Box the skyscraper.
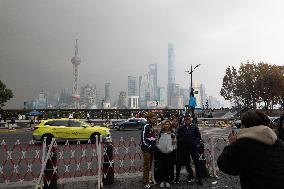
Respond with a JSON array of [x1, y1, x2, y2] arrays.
[[31, 90, 48, 109], [200, 84, 206, 108], [167, 43, 176, 107], [128, 76, 139, 109], [139, 73, 151, 108], [168, 43, 175, 85], [158, 87, 166, 107], [105, 82, 111, 103], [128, 76, 137, 96], [117, 91, 127, 109], [80, 84, 97, 109], [148, 64, 158, 100], [138, 75, 142, 107], [58, 88, 72, 108]]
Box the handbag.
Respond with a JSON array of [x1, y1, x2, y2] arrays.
[[196, 139, 205, 150]]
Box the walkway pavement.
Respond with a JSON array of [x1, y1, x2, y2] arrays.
[[103, 174, 240, 189], [56, 172, 241, 189]]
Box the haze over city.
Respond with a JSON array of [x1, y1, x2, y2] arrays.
[[1, 0, 284, 108]]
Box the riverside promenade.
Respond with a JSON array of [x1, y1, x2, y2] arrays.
[[35, 173, 240, 189]]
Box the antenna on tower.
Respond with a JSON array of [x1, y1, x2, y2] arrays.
[[75, 39, 79, 56]]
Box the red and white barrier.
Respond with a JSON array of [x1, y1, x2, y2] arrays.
[[0, 134, 229, 188]]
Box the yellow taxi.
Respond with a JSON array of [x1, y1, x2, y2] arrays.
[[32, 118, 111, 143]]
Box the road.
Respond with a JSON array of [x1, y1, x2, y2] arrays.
[[0, 126, 230, 144]]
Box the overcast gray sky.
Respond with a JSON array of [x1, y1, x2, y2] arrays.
[[1, 0, 284, 108]]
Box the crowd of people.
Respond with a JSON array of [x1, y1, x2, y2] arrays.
[[141, 112, 208, 189], [141, 110, 284, 189]]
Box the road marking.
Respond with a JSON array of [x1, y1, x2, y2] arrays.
[[0, 129, 28, 133], [0, 129, 16, 133]]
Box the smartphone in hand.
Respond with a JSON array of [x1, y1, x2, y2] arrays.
[[232, 126, 240, 134], [229, 126, 239, 144]]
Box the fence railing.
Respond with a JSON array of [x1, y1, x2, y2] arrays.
[[0, 134, 231, 188]]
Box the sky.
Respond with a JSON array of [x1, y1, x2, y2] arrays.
[[1, 0, 284, 108]]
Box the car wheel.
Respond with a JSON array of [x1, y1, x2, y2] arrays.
[[41, 134, 54, 145], [120, 125, 125, 130], [90, 133, 101, 143]]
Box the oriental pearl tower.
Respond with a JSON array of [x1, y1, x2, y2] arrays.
[[71, 39, 81, 108]]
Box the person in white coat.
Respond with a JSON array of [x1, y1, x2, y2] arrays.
[[157, 119, 177, 188]]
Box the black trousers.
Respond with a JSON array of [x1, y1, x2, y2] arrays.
[[176, 149, 202, 179], [159, 152, 172, 182], [169, 149, 176, 181]]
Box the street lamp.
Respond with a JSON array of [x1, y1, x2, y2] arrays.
[[185, 64, 201, 93], [185, 64, 201, 119]]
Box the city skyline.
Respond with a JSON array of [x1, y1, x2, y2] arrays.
[[1, 0, 284, 108], [26, 60, 223, 109]]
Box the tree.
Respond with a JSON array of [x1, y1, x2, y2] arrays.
[[220, 62, 284, 113], [220, 66, 234, 101], [220, 62, 258, 109], [255, 63, 283, 114], [276, 65, 284, 109], [220, 66, 240, 107], [235, 62, 258, 109], [0, 80, 13, 108]]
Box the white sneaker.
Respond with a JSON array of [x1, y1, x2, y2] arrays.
[[165, 182, 170, 188], [144, 183, 151, 189], [160, 182, 165, 188]]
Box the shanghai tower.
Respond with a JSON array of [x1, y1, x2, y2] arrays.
[[167, 43, 175, 107], [168, 43, 175, 85]]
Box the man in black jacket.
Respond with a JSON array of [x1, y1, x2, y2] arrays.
[[218, 111, 284, 189], [175, 114, 203, 185]]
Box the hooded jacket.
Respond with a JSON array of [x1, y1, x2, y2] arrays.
[[218, 126, 284, 189]]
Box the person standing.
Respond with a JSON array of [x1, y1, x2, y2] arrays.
[[156, 119, 176, 188], [218, 111, 284, 189], [189, 91, 197, 120], [86, 112, 90, 122], [141, 112, 157, 189], [3, 113, 6, 123], [11, 116, 16, 125], [175, 114, 203, 185], [68, 113, 73, 119], [168, 115, 179, 182]]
